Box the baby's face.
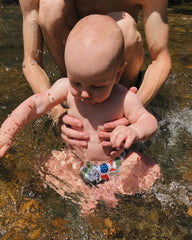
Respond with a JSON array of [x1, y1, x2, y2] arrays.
[[68, 69, 117, 105], [65, 26, 123, 105]]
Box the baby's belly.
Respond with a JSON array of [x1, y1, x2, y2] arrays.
[[72, 133, 123, 164]]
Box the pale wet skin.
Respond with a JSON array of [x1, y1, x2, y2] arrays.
[[0, 2, 192, 239]]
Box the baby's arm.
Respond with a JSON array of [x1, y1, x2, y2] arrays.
[[0, 78, 69, 156], [110, 90, 158, 149]]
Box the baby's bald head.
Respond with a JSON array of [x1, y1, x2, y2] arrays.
[[65, 14, 124, 79]]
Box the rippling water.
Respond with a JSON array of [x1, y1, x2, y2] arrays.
[[0, 2, 191, 239]]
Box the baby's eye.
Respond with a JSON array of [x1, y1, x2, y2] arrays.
[[91, 85, 105, 89], [71, 82, 81, 87]]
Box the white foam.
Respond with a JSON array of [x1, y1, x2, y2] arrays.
[[158, 107, 192, 145]]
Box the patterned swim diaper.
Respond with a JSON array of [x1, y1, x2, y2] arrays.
[[80, 149, 128, 185]]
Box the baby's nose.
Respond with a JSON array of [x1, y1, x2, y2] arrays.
[[81, 90, 91, 98]]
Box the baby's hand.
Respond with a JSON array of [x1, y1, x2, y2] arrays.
[[0, 132, 13, 157], [110, 126, 138, 149]]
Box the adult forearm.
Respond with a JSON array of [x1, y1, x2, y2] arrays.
[[137, 53, 171, 106], [23, 60, 51, 94]]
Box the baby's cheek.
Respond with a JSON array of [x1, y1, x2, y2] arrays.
[[70, 87, 79, 98]]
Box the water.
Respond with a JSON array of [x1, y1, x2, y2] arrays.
[[0, 2, 192, 239]]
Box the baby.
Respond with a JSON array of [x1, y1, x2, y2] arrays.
[[0, 15, 160, 196]]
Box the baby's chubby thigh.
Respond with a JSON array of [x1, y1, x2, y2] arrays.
[[115, 151, 161, 195]]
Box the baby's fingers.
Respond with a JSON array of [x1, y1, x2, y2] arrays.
[[124, 137, 133, 149], [110, 129, 119, 147], [110, 131, 125, 149], [114, 134, 126, 149], [0, 144, 10, 157]]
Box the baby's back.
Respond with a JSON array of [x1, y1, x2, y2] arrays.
[[67, 83, 128, 164]]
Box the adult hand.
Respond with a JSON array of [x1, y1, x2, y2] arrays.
[[60, 114, 90, 148]]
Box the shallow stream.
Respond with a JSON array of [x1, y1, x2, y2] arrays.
[[0, 2, 191, 239]]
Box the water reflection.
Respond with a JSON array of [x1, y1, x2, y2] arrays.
[[0, 2, 192, 239]]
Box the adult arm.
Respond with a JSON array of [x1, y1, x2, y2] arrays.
[[137, 0, 171, 106], [19, 0, 65, 123]]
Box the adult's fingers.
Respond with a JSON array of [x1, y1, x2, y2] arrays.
[[103, 117, 129, 131], [101, 140, 113, 147], [62, 114, 83, 131], [129, 86, 138, 94], [98, 131, 111, 141], [61, 133, 88, 148], [61, 125, 89, 142]]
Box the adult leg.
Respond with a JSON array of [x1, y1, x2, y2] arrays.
[[39, 0, 78, 75]]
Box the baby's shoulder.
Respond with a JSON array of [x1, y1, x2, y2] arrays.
[[50, 78, 70, 98], [53, 77, 70, 90], [115, 83, 141, 104], [54, 77, 70, 85]]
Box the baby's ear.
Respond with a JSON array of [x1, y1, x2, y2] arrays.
[[115, 62, 127, 83]]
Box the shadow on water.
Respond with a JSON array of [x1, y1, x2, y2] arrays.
[[0, 2, 192, 240]]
